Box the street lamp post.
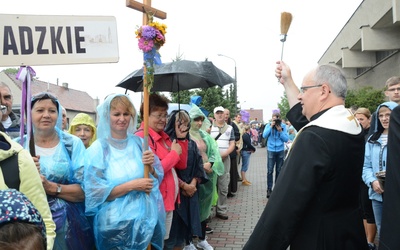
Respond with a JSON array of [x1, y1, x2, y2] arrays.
[[218, 54, 237, 114]]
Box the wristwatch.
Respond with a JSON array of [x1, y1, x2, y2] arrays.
[[55, 184, 62, 196]]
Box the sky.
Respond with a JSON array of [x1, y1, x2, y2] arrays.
[[0, 0, 363, 120]]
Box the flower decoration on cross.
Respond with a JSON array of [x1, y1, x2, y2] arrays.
[[136, 20, 167, 90]]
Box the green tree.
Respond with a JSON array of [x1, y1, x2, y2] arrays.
[[1, 68, 18, 74], [277, 86, 385, 119], [170, 90, 193, 104], [196, 87, 226, 116], [168, 86, 227, 117], [227, 84, 236, 113], [345, 86, 385, 113], [224, 88, 231, 111], [277, 92, 290, 119]]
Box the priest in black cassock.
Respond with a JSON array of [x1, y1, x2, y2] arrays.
[[243, 61, 369, 250], [379, 105, 400, 250]]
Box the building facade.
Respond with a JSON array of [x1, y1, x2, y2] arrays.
[[0, 71, 98, 129], [319, 0, 400, 90]]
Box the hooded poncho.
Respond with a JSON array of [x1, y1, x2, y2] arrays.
[[84, 93, 165, 250], [189, 104, 223, 221], [68, 113, 97, 147]]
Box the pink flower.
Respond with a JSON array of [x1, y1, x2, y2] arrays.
[[138, 37, 154, 52], [155, 30, 164, 41]]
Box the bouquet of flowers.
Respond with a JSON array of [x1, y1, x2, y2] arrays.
[[136, 21, 166, 53], [136, 21, 167, 90]]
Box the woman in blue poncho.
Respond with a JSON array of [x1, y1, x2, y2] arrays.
[[84, 93, 165, 250], [15, 92, 95, 250]]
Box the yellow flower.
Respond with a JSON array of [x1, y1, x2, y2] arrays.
[[149, 22, 167, 35]]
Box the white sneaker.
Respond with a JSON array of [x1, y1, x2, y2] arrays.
[[197, 239, 214, 250], [183, 242, 197, 250]]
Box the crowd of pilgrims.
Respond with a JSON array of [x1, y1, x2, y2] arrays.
[[1, 73, 399, 250], [1, 89, 228, 250]]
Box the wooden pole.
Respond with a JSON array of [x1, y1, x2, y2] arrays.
[[126, 0, 167, 177], [126, 2, 166, 249], [143, 66, 151, 250], [143, 65, 150, 179], [142, 0, 151, 180]]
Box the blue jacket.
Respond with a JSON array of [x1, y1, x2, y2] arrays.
[[362, 101, 398, 202], [362, 136, 387, 202], [262, 122, 289, 152]]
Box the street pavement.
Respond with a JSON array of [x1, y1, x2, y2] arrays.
[[197, 145, 374, 250], [199, 146, 269, 250]]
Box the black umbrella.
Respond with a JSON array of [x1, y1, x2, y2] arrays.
[[116, 60, 235, 92]]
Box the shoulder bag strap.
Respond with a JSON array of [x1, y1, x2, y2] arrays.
[[214, 132, 222, 141]]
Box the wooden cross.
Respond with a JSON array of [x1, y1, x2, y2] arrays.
[[126, 0, 167, 22], [125, 0, 167, 183], [126, 4, 167, 250]]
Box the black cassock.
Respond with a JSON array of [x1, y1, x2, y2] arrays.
[[243, 103, 368, 250], [379, 105, 400, 250]]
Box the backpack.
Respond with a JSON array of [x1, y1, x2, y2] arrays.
[[0, 153, 20, 190]]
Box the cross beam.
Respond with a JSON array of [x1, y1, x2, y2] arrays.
[[126, 0, 167, 20]]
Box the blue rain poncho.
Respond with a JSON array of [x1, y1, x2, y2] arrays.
[[15, 97, 95, 250], [84, 93, 165, 250]]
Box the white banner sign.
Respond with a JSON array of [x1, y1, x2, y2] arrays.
[[0, 14, 119, 66]]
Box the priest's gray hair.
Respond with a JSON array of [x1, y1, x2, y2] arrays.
[[313, 64, 347, 100]]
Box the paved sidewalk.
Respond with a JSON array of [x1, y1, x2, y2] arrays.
[[203, 147, 268, 250]]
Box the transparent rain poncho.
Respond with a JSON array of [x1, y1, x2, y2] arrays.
[[84, 93, 165, 250]]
